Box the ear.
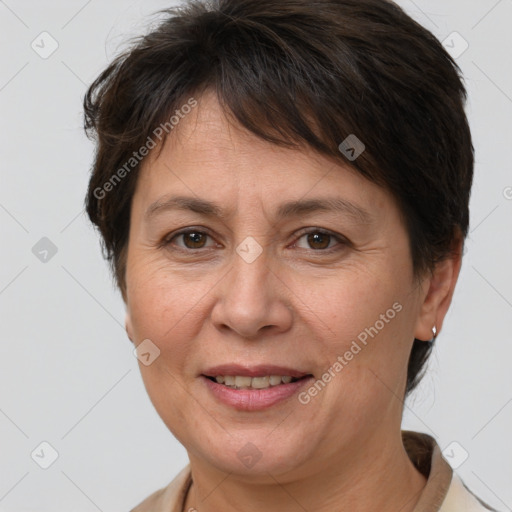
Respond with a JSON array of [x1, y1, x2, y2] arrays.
[[414, 235, 464, 341], [125, 313, 135, 344]]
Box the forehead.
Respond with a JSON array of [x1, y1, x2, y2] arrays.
[[134, 91, 390, 222]]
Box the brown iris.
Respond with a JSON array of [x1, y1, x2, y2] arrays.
[[306, 232, 331, 250], [182, 232, 207, 249]]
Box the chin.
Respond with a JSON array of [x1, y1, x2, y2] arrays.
[[187, 430, 313, 480]]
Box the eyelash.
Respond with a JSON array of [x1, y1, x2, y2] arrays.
[[161, 227, 349, 255]]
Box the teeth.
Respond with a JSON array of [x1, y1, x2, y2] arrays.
[[224, 376, 235, 386], [251, 376, 269, 389], [269, 375, 282, 386], [235, 376, 252, 388], [212, 375, 300, 389]]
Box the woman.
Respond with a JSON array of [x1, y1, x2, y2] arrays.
[[84, 0, 496, 510]]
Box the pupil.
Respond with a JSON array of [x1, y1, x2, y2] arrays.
[[308, 233, 329, 249], [186, 232, 205, 248]]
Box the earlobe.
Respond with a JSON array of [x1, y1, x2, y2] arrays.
[[414, 237, 463, 342]]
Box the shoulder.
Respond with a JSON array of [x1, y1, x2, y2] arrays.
[[130, 465, 192, 512], [130, 485, 167, 512], [441, 473, 498, 512]]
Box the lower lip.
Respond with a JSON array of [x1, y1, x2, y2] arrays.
[[202, 376, 314, 411]]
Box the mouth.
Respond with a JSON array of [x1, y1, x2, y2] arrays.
[[203, 374, 311, 390], [200, 365, 314, 410], [201, 364, 313, 390]]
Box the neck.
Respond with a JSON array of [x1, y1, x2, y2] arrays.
[[182, 430, 427, 512]]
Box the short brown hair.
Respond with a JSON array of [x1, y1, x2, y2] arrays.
[[84, 0, 474, 396]]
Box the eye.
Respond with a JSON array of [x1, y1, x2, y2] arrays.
[[162, 227, 348, 254], [293, 229, 347, 252], [165, 229, 216, 250]]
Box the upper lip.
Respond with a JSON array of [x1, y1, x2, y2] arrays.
[[202, 364, 311, 379]]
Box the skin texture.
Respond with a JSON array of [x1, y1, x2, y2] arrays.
[[125, 90, 462, 512]]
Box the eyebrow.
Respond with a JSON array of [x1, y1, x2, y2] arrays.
[[145, 195, 373, 224]]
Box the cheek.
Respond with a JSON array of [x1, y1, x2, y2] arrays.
[[126, 264, 202, 421], [126, 256, 210, 343], [315, 269, 407, 343], [307, 266, 415, 397]]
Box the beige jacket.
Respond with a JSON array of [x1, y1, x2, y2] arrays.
[[131, 431, 496, 512]]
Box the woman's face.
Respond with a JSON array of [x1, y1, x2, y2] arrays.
[[125, 91, 435, 480]]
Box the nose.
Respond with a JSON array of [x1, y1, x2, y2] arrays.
[[210, 247, 293, 339]]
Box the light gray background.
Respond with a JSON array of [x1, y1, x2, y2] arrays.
[[0, 1, 511, 510]]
